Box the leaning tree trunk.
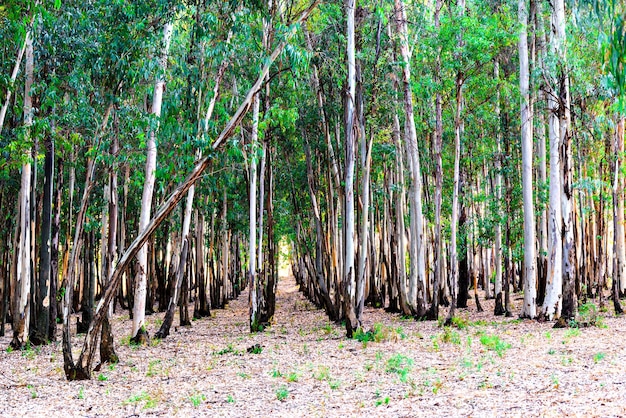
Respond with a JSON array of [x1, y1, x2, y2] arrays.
[[63, 3, 320, 379], [132, 22, 173, 344]]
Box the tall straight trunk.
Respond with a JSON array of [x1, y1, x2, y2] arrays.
[[611, 118, 626, 314], [11, 33, 34, 349], [356, 132, 372, 319], [542, 76, 563, 319], [343, 0, 359, 336], [100, 127, 119, 363], [394, 0, 426, 318], [248, 91, 260, 331], [493, 61, 505, 315], [431, 0, 444, 319], [133, 22, 173, 342], [616, 119, 626, 294], [33, 133, 54, 344], [520, 0, 537, 319], [552, 0, 576, 321], [49, 156, 63, 340], [445, 0, 466, 324], [535, 0, 548, 305]]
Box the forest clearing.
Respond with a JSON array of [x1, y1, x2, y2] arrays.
[[1, 268, 625, 417]]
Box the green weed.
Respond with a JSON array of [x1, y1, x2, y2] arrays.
[[479, 334, 511, 357], [276, 386, 289, 401], [386, 353, 413, 382]]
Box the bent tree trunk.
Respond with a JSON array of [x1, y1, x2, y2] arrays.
[[61, 2, 320, 380]]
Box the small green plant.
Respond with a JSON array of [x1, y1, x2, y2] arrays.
[[386, 353, 413, 382], [6, 346, 13, 353], [479, 334, 511, 357], [450, 316, 469, 330], [441, 327, 461, 345], [78, 386, 85, 400], [287, 372, 299, 382], [548, 348, 556, 355], [226, 394, 235, 403], [237, 372, 251, 379], [563, 328, 581, 340], [375, 396, 390, 406], [322, 322, 334, 334], [124, 391, 157, 409], [189, 392, 206, 407], [271, 368, 283, 378], [276, 386, 289, 401], [248, 344, 263, 354], [214, 343, 240, 356], [551, 374, 559, 388], [146, 360, 161, 377], [593, 352, 606, 363], [27, 384, 37, 399], [329, 379, 341, 390], [314, 365, 330, 381], [97, 373, 108, 381]]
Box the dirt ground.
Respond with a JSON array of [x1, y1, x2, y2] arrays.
[[1, 270, 625, 418]]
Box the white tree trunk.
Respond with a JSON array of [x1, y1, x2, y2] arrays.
[[132, 22, 173, 339], [11, 32, 34, 348], [248, 91, 260, 329], [616, 119, 626, 292], [553, 0, 576, 320], [0, 26, 32, 135], [519, 0, 537, 318], [395, 0, 426, 315]]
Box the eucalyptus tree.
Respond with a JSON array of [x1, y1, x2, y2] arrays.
[[552, 0, 576, 322], [132, 21, 174, 343], [519, 0, 536, 319], [11, 20, 34, 349]]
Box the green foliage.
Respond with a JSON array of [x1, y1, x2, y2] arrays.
[[385, 353, 413, 382], [189, 392, 206, 407], [124, 391, 157, 409], [276, 385, 289, 401], [479, 334, 511, 357]]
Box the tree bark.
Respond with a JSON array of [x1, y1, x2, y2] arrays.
[[132, 22, 173, 343], [520, 0, 537, 319], [11, 32, 34, 349], [395, 0, 427, 319]]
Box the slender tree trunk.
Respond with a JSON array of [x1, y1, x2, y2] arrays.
[[343, 0, 359, 336], [613, 119, 625, 314], [11, 33, 34, 349], [552, 0, 576, 321], [0, 21, 33, 135], [445, 0, 466, 324], [520, 0, 537, 319], [132, 22, 173, 343], [395, 0, 427, 319]]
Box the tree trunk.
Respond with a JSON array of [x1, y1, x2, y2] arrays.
[[395, 0, 427, 319], [520, 0, 537, 319], [552, 0, 576, 321], [132, 22, 173, 343], [11, 33, 34, 349]]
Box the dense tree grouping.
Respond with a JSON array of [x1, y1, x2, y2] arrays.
[[0, 0, 624, 380]]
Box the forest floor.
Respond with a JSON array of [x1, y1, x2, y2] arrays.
[[1, 270, 626, 418]]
